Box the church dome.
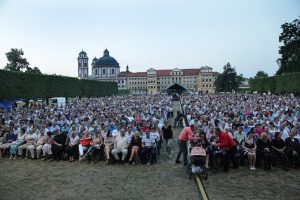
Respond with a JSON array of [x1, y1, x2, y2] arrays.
[[94, 49, 119, 68]]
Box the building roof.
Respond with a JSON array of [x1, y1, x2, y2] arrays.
[[119, 71, 147, 77], [157, 70, 171, 77], [94, 49, 120, 68], [182, 69, 199, 76]]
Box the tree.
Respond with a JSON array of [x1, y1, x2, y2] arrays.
[[25, 66, 42, 74], [254, 70, 268, 79], [4, 48, 29, 72], [215, 62, 244, 92], [4, 48, 42, 74], [277, 17, 300, 75]]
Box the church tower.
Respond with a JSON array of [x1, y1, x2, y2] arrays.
[[78, 50, 89, 79]]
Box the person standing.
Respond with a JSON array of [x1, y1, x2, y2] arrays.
[[175, 125, 195, 166], [161, 121, 173, 159]]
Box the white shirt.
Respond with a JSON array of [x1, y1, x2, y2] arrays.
[[115, 135, 128, 149], [233, 131, 246, 144], [69, 135, 79, 146], [282, 127, 290, 140], [125, 131, 134, 142], [112, 129, 120, 137]]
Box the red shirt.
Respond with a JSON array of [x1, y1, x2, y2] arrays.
[[178, 127, 194, 142], [216, 131, 236, 150], [80, 136, 91, 146]]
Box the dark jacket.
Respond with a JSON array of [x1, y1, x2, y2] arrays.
[[285, 137, 300, 153]]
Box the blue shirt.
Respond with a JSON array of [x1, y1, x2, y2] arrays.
[[142, 135, 156, 147], [243, 126, 251, 134], [6, 133, 17, 143]]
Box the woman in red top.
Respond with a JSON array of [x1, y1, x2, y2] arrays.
[[79, 131, 91, 161]]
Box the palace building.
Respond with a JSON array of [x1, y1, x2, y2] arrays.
[[77, 49, 219, 94]]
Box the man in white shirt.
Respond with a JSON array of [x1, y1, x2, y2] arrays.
[[125, 127, 134, 143], [111, 128, 128, 163]]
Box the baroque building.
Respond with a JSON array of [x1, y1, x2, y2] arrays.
[[77, 49, 219, 94]]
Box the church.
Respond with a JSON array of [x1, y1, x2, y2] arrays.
[[77, 49, 120, 82]]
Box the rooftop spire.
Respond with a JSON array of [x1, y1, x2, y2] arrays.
[[104, 48, 109, 56]]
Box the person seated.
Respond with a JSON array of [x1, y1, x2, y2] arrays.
[[140, 129, 157, 165], [78, 131, 91, 161], [271, 132, 289, 170], [88, 133, 104, 165], [42, 131, 53, 160], [285, 128, 300, 169], [128, 131, 142, 165], [18, 128, 37, 158], [26, 129, 46, 159], [0, 128, 17, 159], [111, 128, 129, 164], [9, 128, 26, 159], [104, 130, 114, 164], [150, 126, 161, 161], [233, 125, 247, 165], [256, 132, 272, 171], [65, 130, 79, 162], [51, 130, 67, 161], [242, 131, 257, 170]]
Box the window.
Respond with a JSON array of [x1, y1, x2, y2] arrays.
[[103, 69, 105, 74], [78, 63, 81, 67], [84, 63, 87, 67], [112, 69, 115, 74], [95, 69, 98, 74]]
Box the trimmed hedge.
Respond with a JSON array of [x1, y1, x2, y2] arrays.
[[118, 89, 130, 95], [249, 72, 300, 93], [0, 70, 118, 100]]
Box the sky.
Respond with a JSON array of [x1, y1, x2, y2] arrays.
[[0, 0, 299, 78]]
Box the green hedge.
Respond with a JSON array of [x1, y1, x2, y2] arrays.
[[118, 89, 130, 95], [0, 70, 118, 100], [249, 72, 300, 93]]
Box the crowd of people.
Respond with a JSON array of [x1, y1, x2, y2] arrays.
[[1, 93, 300, 173], [177, 93, 300, 172], [0, 95, 174, 166]]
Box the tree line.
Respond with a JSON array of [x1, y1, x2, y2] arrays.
[[214, 16, 300, 92]]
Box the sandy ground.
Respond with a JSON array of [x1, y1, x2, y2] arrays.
[[205, 165, 300, 200], [0, 155, 198, 200]]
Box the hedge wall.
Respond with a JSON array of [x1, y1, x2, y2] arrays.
[[118, 89, 131, 95], [0, 70, 118, 100], [249, 72, 300, 93]]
